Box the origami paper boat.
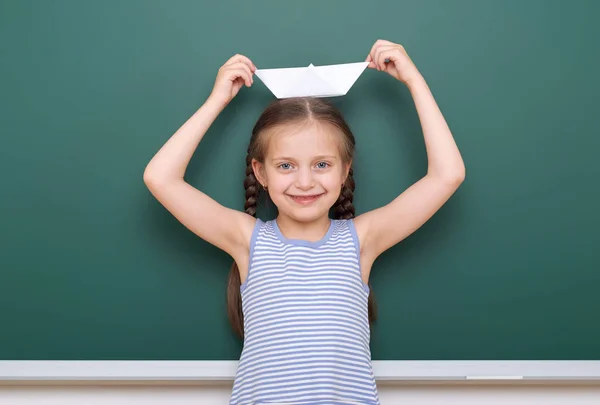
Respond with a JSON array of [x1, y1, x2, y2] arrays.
[[254, 61, 369, 99]]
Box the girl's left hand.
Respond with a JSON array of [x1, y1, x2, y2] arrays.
[[366, 40, 422, 85]]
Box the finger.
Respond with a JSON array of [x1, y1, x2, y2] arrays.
[[224, 54, 257, 72], [226, 62, 253, 85], [373, 45, 395, 71], [369, 39, 396, 69], [227, 68, 252, 87], [225, 57, 256, 75], [367, 42, 381, 69], [377, 49, 398, 72], [235, 62, 254, 83], [365, 53, 377, 69], [375, 39, 395, 47], [224, 53, 253, 68]]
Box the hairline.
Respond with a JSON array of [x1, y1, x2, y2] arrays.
[[258, 118, 350, 163]]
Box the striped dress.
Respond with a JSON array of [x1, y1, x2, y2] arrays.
[[229, 218, 380, 405]]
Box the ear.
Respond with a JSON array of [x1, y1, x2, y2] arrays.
[[251, 158, 267, 187], [343, 160, 352, 184]]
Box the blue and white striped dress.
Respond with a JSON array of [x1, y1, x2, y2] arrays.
[[229, 218, 380, 405]]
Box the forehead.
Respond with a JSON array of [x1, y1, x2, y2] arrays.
[[266, 121, 342, 159]]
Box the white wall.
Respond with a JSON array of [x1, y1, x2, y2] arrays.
[[1, 383, 600, 404]]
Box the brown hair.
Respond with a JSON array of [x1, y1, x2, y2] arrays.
[[226, 97, 377, 339]]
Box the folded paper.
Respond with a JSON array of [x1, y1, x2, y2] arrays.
[[254, 61, 369, 99]]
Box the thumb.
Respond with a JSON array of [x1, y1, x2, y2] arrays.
[[365, 54, 377, 69]]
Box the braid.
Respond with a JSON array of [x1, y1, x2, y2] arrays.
[[227, 151, 260, 339], [332, 167, 377, 325], [243, 152, 259, 217], [333, 167, 355, 220]]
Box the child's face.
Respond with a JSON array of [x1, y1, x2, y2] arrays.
[[253, 121, 350, 222]]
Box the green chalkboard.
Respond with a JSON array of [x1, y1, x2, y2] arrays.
[[1, 0, 599, 361]]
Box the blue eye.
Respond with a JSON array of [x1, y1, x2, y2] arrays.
[[279, 163, 292, 170], [316, 162, 329, 169]]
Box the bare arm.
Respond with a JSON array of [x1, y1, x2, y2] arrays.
[[356, 40, 466, 264], [143, 54, 257, 259]]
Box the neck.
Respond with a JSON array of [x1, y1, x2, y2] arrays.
[[276, 215, 331, 242]]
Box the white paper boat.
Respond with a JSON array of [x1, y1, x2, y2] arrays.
[[254, 61, 369, 99]]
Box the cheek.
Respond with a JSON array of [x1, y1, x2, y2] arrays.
[[265, 172, 291, 191], [324, 169, 346, 187], [322, 175, 344, 190]]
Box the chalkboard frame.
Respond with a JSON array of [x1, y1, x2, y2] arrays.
[[2, 361, 600, 382]]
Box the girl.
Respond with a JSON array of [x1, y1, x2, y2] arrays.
[[144, 39, 465, 405]]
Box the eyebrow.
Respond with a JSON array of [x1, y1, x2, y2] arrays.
[[271, 155, 338, 161]]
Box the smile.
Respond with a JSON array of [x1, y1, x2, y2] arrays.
[[287, 193, 325, 205]]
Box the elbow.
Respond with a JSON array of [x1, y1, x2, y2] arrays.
[[430, 165, 466, 186], [143, 167, 155, 186], [143, 167, 183, 190], [452, 165, 466, 185], [437, 166, 466, 188], [143, 160, 184, 187], [448, 158, 466, 185], [143, 167, 165, 189]]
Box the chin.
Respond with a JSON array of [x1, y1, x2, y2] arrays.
[[287, 201, 337, 222], [290, 210, 327, 223]]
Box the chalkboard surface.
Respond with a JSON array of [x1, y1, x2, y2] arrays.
[[1, 0, 599, 360]]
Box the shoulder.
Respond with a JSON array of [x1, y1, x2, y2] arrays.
[[236, 214, 259, 255], [329, 218, 361, 249], [346, 215, 369, 257], [333, 218, 359, 237], [240, 216, 279, 249], [350, 212, 390, 263]]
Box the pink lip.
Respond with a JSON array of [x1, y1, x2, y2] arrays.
[[288, 193, 324, 205]]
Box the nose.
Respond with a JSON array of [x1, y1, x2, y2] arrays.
[[295, 166, 314, 190]]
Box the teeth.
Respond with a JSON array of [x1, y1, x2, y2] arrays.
[[287, 194, 323, 201]]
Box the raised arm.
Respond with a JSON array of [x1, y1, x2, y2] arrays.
[[143, 54, 257, 260], [355, 40, 466, 264]]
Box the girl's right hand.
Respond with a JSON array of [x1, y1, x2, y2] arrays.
[[208, 54, 257, 107]]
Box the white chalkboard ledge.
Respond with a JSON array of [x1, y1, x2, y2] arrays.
[[1, 361, 600, 383]]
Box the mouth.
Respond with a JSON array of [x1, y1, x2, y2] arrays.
[[287, 193, 325, 205]]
